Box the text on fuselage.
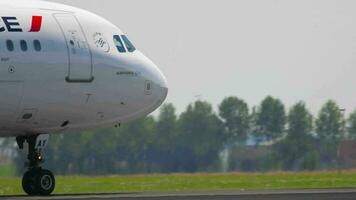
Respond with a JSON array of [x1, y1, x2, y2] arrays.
[[0, 16, 42, 32]]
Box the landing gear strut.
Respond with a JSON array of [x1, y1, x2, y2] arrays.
[[16, 134, 55, 196]]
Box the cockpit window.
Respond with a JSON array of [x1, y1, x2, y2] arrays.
[[113, 35, 126, 53], [121, 35, 136, 52]]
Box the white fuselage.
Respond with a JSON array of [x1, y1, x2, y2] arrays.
[[0, 1, 168, 137]]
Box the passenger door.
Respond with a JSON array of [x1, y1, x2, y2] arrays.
[[54, 13, 93, 82]]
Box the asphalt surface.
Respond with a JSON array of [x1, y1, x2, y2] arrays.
[[1, 189, 356, 200]]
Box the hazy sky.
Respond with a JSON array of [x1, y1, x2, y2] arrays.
[[49, 0, 356, 115]]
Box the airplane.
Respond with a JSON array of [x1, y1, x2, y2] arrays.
[[0, 0, 168, 196]]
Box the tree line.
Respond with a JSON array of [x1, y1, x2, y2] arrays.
[[6, 96, 356, 175]]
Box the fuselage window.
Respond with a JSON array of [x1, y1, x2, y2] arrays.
[[20, 40, 28, 51], [6, 40, 14, 52], [121, 35, 136, 52], [113, 35, 126, 53], [33, 40, 41, 51]]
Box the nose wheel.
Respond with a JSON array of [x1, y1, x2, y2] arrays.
[[16, 134, 55, 196], [22, 168, 55, 195]]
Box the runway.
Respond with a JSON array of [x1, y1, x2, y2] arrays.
[[2, 189, 356, 200]]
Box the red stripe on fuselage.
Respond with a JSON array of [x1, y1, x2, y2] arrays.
[[29, 16, 42, 32]]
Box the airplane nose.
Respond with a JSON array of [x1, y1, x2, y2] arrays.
[[136, 51, 168, 102], [158, 70, 168, 90], [160, 75, 168, 101], [155, 67, 168, 103]]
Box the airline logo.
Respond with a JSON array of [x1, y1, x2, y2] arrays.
[[29, 16, 42, 32], [0, 16, 42, 32]]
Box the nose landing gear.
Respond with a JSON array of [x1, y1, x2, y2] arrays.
[[16, 134, 55, 196]]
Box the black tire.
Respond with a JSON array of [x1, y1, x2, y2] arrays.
[[22, 170, 38, 195], [35, 169, 55, 196]]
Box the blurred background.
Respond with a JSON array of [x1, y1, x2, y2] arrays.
[[3, 0, 356, 176], [1, 97, 355, 175]]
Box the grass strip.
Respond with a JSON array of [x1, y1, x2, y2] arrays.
[[1, 171, 356, 195]]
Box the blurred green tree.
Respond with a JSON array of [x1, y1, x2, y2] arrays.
[[218, 97, 250, 145], [156, 103, 177, 152], [153, 103, 178, 172], [274, 102, 314, 170], [253, 96, 286, 143], [347, 109, 356, 139], [177, 100, 224, 171], [46, 130, 95, 175], [120, 116, 156, 173], [315, 100, 345, 166]]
